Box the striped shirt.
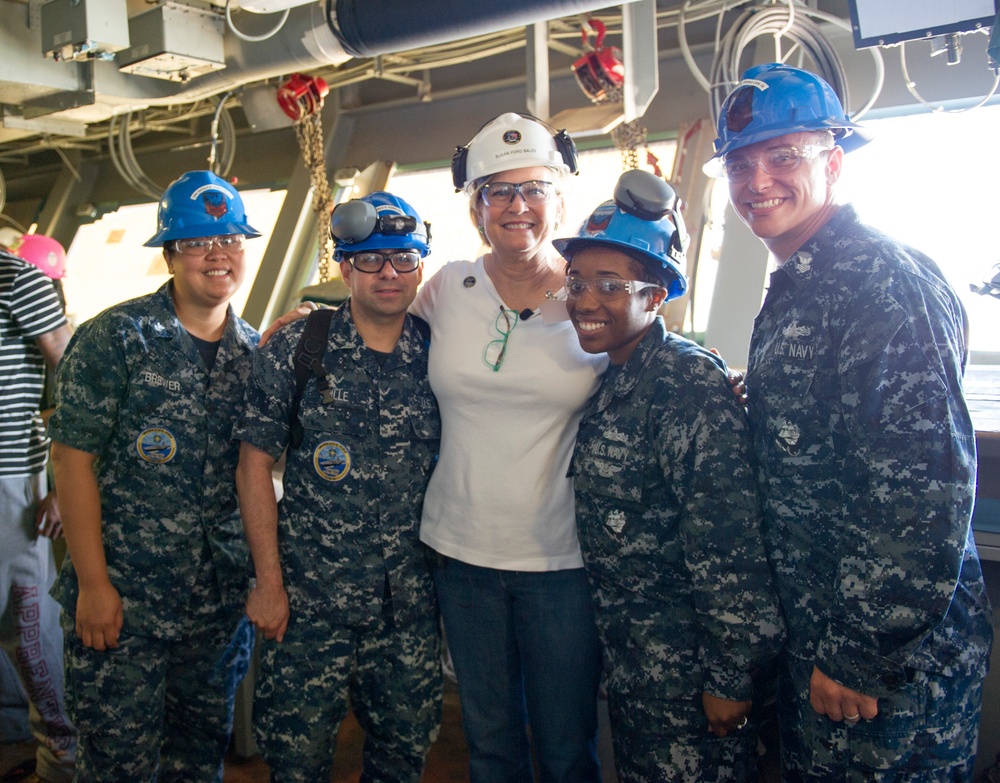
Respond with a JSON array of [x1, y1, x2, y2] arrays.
[[0, 251, 67, 477]]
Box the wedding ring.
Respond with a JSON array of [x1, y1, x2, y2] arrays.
[[844, 713, 861, 723]]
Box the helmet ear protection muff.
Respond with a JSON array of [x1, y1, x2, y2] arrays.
[[451, 113, 579, 192], [330, 200, 422, 244], [553, 169, 688, 300], [613, 169, 688, 268], [330, 192, 431, 261]]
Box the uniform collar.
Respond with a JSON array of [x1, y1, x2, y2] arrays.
[[325, 300, 426, 367], [774, 204, 859, 291], [593, 316, 667, 409], [147, 281, 258, 357]]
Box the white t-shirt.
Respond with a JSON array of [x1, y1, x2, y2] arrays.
[[411, 258, 607, 571]]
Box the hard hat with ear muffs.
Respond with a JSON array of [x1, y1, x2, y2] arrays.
[[451, 112, 579, 193], [553, 169, 688, 301], [330, 191, 431, 261]]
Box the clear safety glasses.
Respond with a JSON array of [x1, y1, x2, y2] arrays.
[[174, 234, 246, 256], [565, 276, 663, 302], [721, 145, 830, 184], [480, 180, 556, 207]]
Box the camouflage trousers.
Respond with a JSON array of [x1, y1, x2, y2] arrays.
[[777, 652, 983, 782], [253, 606, 441, 783], [61, 612, 253, 783], [606, 688, 760, 783]]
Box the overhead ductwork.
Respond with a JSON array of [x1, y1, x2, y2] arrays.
[[329, 0, 633, 58], [0, 0, 637, 131]]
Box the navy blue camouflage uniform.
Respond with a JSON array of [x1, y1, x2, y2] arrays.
[[48, 281, 255, 782], [572, 317, 786, 782], [234, 302, 441, 783], [746, 205, 993, 781]]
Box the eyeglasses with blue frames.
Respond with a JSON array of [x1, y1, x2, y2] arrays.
[[480, 180, 556, 207], [565, 275, 664, 301], [348, 250, 422, 274], [483, 306, 518, 372], [174, 234, 246, 256], [721, 144, 831, 184]]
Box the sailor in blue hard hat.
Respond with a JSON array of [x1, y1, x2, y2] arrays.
[[145, 170, 262, 312], [48, 169, 263, 780], [552, 169, 786, 780], [703, 64, 992, 782], [705, 62, 872, 264], [554, 168, 687, 363]]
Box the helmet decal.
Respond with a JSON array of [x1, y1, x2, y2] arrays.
[[190, 183, 232, 220], [502, 129, 522, 145], [583, 203, 615, 234], [202, 192, 229, 219], [726, 86, 756, 134]]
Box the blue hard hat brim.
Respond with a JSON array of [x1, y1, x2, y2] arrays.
[[553, 236, 687, 300], [143, 221, 262, 248]]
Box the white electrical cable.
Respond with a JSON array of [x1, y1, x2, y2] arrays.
[[899, 38, 1000, 114], [225, 0, 290, 44], [697, 1, 884, 127]]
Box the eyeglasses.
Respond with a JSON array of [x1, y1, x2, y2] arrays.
[[565, 275, 663, 301], [721, 145, 830, 184], [348, 251, 422, 274], [480, 180, 555, 207], [483, 306, 518, 372], [174, 235, 246, 256]]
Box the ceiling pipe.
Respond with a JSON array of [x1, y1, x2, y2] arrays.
[[330, 0, 639, 58]]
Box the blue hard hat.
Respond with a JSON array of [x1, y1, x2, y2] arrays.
[[331, 191, 430, 261], [709, 63, 872, 165], [553, 169, 688, 300], [144, 171, 261, 247]]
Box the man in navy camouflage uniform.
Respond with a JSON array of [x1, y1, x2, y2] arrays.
[[555, 170, 786, 782], [706, 63, 993, 781], [48, 171, 258, 782], [234, 192, 441, 783]]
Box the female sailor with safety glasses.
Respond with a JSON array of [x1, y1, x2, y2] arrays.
[[48, 170, 260, 781], [407, 112, 606, 783], [557, 168, 785, 782]]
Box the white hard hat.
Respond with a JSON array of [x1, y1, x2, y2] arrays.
[[451, 112, 579, 192]]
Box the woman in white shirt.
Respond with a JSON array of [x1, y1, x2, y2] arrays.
[[410, 112, 606, 783]]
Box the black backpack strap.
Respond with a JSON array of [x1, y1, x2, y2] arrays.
[[289, 307, 335, 450]]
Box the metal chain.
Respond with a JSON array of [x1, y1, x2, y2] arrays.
[[294, 112, 335, 283], [612, 119, 647, 171], [600, 82, 648, 172]]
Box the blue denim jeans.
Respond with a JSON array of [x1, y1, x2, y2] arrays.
[[432, 555, 601, 783]]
